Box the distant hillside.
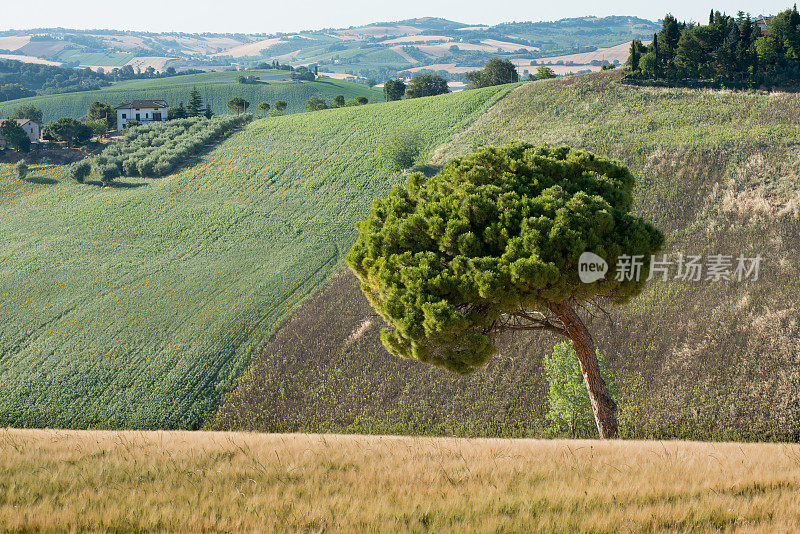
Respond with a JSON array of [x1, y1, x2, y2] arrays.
[[210, 72, 800, 441], [0, 70, 382, 123], [0, 16, 661, 82], [0, 84, 512, 429]]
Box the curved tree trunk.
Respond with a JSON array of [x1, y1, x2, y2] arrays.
[[546, 300, 618, 439]]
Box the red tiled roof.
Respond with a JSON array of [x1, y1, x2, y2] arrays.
[[0, 118, 36, 126], [116, 100, 168, 110]]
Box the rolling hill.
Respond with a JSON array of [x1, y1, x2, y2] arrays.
[[0, 84, 513, 429], [2, 71, 799, 439], [0, 70, 383, 123], [208, 72, 800, 441]]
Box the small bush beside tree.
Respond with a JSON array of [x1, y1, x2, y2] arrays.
[[544, 342, 617, 438]]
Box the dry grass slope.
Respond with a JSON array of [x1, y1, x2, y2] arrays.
[[1, 429, 799, 532]]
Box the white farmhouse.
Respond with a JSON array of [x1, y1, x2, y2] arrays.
[[116, 100, 168, 131]]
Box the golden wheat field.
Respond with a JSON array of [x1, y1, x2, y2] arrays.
[[1, 430, 799, 532]]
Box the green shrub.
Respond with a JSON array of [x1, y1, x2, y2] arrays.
[[375, 130, 420, 170], [154, 157, 175, 177], [15, 160, 28, 180], [122, 158, 139, 176], [98, 163, 119, 185], [543, 342, 616, 438], [68, 159, 92, 183]]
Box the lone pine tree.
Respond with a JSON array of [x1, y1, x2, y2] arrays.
[[347, 142, 663, 438]]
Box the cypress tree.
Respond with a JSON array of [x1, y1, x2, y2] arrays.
[[187, 86, 204, 117]]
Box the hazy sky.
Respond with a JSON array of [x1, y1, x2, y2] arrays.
[[1, 0, 790, 33]]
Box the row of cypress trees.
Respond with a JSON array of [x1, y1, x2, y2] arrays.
[[627, 6, 800, 87]]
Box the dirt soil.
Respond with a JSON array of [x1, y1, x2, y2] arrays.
[[1, 144, 100, 165]]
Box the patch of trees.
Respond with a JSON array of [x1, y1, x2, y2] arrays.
[[626, 7, 800, 88], [465, 58, 519, 88], [227, 97, 250, 114], [404, 73, 450, 98], [9, 105, 43, 123], [529, 66, 557, 80], [0, 83, 35, 102], [167, 87, 214, 119], [0, 59, 109, 101], [305, 95, 369, 111], [1, 119, 31, 152], [256, 60, 294, 71], [82, 101, 115, 138], [42, 118, 93, 147], [383, 79, 406, 101], [87, 115, 251, 182], [291, 66, 317, 81], [0, 59, 208, 103]]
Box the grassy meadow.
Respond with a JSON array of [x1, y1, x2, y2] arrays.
[[1, 429, 799, 532], [0, 70, 383, 123], [0, 84, 513, 429], [211, 71, 800, 441]]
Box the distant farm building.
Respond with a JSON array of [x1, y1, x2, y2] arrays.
[[0, 118, 41, 148], [756, 16, 774, 32], [116, 100, 168, 131]]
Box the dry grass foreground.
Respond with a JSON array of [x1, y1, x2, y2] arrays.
[[1, 430, 799, 532]]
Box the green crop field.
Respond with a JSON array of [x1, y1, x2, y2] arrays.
[[0, 84, 513, 429], [0, 70, 383, 123], [210, 72, 800, 441], [55, 50, 135, 66]]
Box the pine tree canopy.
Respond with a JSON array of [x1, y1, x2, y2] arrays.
[[347, 142, 663, 374]]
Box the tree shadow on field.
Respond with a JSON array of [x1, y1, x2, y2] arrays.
[[25, 176, 58, 185], [85, 180, 149, 189], [110, 181, 149, 189], [415, 164, 443, 178]]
